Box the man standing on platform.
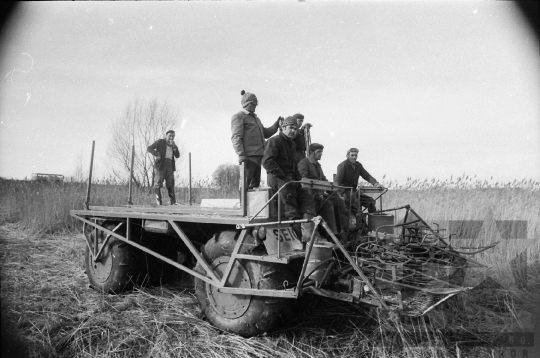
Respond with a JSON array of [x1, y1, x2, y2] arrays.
[[231, 90, 282, 189], [292, 113, 312, 163], [147, 130, 180, 206]]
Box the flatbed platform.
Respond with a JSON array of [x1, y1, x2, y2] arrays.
[[71, 204, 267, 225]]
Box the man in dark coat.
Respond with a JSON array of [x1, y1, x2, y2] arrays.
[[335, 148, 385, 214], [298, 143, 349, 242], [231, 90, 282, 189], [263, 116, 316, 242], [292, 113, 312, 163], [147, 130, 180, 205]]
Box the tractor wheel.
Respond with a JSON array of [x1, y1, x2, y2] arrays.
[[84, 223, 138, 294], [194, 230, 297, 337], [202, 230, 239, 261]]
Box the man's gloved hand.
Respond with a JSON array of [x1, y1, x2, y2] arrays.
[[238, 156, 246, 165], [302, 123, 313, 129], [314, 193, 324, 202], [276, 116, 284, 127]]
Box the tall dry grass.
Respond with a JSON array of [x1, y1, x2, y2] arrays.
[[1, 175, 538, 237], [0, 177, 240, 234]]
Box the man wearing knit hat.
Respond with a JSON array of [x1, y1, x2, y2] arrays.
[[292, 113, 312, 163], [231, 90, 283, 189], [335, 148, 386, 214], [263, 116, 316, 242], [298, 143, 349, 243]]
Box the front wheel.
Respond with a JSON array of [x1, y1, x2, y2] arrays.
[[194, 255, 296, 337], [84, 223, 139, 294]]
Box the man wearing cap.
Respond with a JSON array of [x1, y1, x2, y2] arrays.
[[231, 90, 283, 189], [292, 113, 312, 163], [263, 116, 316, 242], [335, 148, 385, 214], [298, 143, 349, 242], [147, 130, 181, 205]]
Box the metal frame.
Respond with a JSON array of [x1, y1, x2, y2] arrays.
[[71, 208, 398, 307], [73, 140, 474, 316]]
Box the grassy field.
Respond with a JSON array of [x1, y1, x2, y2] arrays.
[[1, 177, 539, 357]]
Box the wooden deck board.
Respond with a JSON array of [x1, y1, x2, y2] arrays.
[[70, 204, 267, 225]]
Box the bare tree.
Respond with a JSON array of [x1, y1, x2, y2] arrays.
[[108, 99, 182, 188], [212, 164, 240, 189]]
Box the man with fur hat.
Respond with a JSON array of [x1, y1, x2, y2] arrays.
[[231, 90, 283, 189], [263, 116, 316, 242], [335, 148, 386, 214], [298, 143, 349, 242], [147, 130, 180, 205]]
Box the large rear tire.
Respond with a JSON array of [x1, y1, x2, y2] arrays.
[[194, 230, 297, 337], [84, 223, 139, 294]]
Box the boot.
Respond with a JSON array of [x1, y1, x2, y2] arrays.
[[155, 188, 162, 206], [301, 213, 315, 243], [167, 186, 177, 205], [291, 223, 302, 241]]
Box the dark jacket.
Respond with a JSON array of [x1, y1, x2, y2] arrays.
[[263, 131, 300, 180], [293, 129, 307, 163], [335, 159, 377, 193], [231, 109, 279, 161], [147, 139, 180, 171], [298, 156, 328, 182]]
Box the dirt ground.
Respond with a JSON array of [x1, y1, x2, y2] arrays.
[[2, 223, 540, 358], [0, 224, 87, 356]]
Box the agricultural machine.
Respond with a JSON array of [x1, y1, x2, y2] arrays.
[[71, 142, 480, 337]]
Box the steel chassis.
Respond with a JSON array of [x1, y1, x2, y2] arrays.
[[70, 147, 475, 316], [71, 177, 393, 309]]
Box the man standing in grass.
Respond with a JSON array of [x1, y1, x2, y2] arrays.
[[147, 130, 180, 206], [263, 116, 316, 242], [335, 148, 385, 214], [231, 90, 282, 189]]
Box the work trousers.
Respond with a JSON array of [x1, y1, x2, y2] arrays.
[[313, 193, 350, 234], [267, 174, 316, 219], [154, 159, 175, 189], [343, 190, 377, 214], [244, 156, 262, 189]]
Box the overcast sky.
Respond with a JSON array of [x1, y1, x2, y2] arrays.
[[0, 1, 538, 184]]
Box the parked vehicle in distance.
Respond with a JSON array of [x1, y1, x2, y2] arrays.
[[31, 173, 64, 183]]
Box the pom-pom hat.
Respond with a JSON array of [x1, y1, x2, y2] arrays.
[[240, 90, 258, 107]]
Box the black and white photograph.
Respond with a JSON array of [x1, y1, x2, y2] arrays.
[[1, 1, 539, 357]]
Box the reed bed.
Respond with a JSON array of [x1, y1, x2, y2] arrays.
[[1, 175, 539, 357], [0, 178, 239, 234], [3, 224, 536, 357]]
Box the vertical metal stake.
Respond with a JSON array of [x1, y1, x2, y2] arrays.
[[128, 145, 135, 206], [240, 162, 247, 216], [84, 140, 95, 210], [189, 152, 192, 205], [277, 186, 282, 258], [126, 217, 130, 241]]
